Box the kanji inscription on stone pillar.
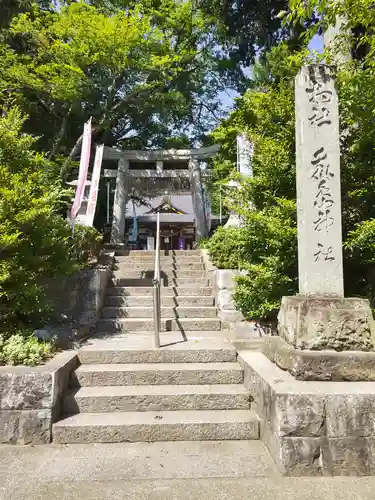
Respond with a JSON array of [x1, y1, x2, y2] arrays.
[[295, 65, 344, 296]]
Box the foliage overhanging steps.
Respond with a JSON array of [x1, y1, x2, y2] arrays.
[[53, 250, 259, 444]]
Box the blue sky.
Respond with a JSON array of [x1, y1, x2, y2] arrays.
[[309, 34, 324, 53], [219, 34, 324, 110]]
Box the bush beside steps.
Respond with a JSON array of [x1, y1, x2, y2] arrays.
[[0, 330, 55, 366]]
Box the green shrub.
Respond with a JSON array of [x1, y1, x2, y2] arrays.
[[234, 257, 296, 320], [345, 219, 375, 264], [0, 108, 102, 334], [204, 226, 253, 269], [0, 332, 55, 366], [206, 201, 298, 319], [69, 224, 103, 263]]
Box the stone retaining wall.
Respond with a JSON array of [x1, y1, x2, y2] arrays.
[[201, 250, 243, 324], [239, 349, 375, 476], [201, 250, 268, 338], [215, 270, 245, 323], [1, 252, 114, 444], [37, 251, 114, 347], [0, 351, 78, 444]]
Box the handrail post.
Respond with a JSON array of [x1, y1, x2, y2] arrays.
[[153, 211, 161, 348]]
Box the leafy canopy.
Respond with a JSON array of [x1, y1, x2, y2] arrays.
[[1, 1, 225, 155]]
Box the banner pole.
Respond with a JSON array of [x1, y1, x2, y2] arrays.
[[106, 181, 110, 224]]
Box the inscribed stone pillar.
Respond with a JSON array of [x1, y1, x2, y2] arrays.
[[110, 158, 129, 245], [189, 158, 208, 241], [295, 64, 344, 297], [273, 65, 375, 376]]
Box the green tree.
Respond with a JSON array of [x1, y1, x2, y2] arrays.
[[0, 1, 225, 161], [287, 0, 375, 67], [206, 30, 375, 319], [196, 0, 312, 89], [206, 47, 299, 319], [0, 0, 50, 29]]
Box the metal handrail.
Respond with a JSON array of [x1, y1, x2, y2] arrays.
[[152, 211, 161, 348]]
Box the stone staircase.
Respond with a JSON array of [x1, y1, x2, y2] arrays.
[[53, 250, 259, 443], [97, 250, 221, 333]]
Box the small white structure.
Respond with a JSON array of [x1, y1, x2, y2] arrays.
[[66, 179, 91, 226]]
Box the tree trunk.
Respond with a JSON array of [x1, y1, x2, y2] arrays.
[[48, 107, 71, 160], [60, 134, 84, 180]]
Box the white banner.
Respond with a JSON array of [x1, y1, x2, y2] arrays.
[[203, 185, 212, 232], [70, 117, 92, 219], [237, 133, 254, 178], [147, 237, 155, 250], [85, 144, 104, 227]]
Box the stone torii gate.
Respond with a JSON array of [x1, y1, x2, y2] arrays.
[[102, 145, 219, 246]]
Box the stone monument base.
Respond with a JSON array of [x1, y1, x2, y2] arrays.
[[274, 295, 375, 380], [264, 336, 375, 381], [239, 350, 375, 476]]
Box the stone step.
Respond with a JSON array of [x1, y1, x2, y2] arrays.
[[115, 250, 202, 257], [53, 409, 259, 443], [109, 278, 155, 287], [105, 287, 213, 297], [96, 318, 221, 333], [32, 440, 278, 481], [114, 262, 205, 270], [63, 384, 251, 413], [78, 335, 236, 364], [115, 256, 203, 263], [101, 306, 217, 319], [72, 362, 243, 387], [110, 277, 211, 287], [114, 267, 206, 275], [104, 295, 215, 307], [231, 339, 264, 351], [167, 278, 211, 286], [112, 270, 207, 279], [114, 260, 204, 267]]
